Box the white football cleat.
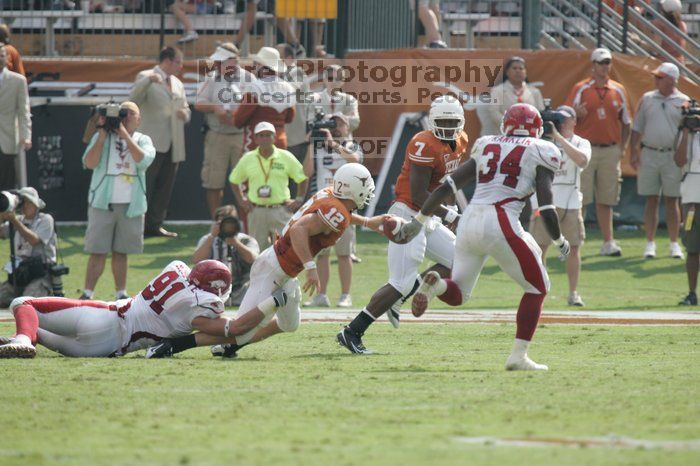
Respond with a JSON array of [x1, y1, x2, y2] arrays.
[[0, 339, 36, 359], [670, 242, 684, 260], [505, 354, 548, 371], [643, 241, 656, 259], [411, 271, 441, 318]]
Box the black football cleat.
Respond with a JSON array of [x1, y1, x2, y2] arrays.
[[211, 344, 239, 359], [145, 339, 174, 359], [336, 326, 373, 354]]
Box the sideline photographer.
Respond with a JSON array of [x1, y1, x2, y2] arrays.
[[674, 99, 700, 306], [193, 205, 259, 305], [0, 187, 57, 307], [532, 105, 591, 307], [81, 101, 155, 301], [302, 112, 362, 308]]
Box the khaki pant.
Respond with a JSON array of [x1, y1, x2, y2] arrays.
[[202, 131, 244, 190], [581, 145, 621, 206], [248, 205, 293, 250], [531, 208, 586, 248]]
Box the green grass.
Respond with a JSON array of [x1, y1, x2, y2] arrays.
[[0, 323, 698, 465], [0, 225, 691, 310]]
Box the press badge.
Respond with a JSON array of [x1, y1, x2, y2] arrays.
[[597, 107, 607, 120], [258, 185, 272, 198]]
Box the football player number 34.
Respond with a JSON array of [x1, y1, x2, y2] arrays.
[[478, 144, 525, 188], [141, 271, 185, 314]]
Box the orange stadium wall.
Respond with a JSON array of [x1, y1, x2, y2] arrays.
[[25, 49, 700, 179]]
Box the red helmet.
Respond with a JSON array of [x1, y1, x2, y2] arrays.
[[501, 103, 543, 138], [188, 260, 232, 299]]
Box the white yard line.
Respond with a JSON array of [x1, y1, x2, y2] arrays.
[[453, 435, 700, 450]]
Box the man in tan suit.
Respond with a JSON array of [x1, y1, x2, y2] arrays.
[[0, 43, 31, 191], [129, 46, 190, 238]]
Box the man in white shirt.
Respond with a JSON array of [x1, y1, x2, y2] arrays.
[[531, 106, 591, 306], [674, 116, 700, 306]]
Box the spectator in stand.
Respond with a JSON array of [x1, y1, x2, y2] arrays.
[[196, 43, 256, 219], [233, 46, 296, 151], [229, 122, 307, 249], [193, 205, 259, 305], [630, 63, 688, 259], [130, 46, 190, 238], [653, 0, 688, 63], [277, 42, 309, 164], [0, 44, 31, 191], [531, 106, 591, 307], [310, 65, 360, 134], [0, 25, 24, 76], [565, 48, 631, 257], [234, 1, 306, 57], [81, 102, 155, 301], [417, 0, 447, 48], [674, 109, 700, 306], [172, 0, 216, 45]]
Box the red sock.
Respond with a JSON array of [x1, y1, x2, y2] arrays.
[[515, 293, 545, 341], [13, 305, 39, 345], [438, 279, 463, 306]]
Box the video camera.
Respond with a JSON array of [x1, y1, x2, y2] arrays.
[[681, 99, 700, 132], [0, 190, 23, 213], [96, 102, 128, 133], [541, 99, 565, 138], [218, 216, 241, 240], [307, 107, 337, 137]]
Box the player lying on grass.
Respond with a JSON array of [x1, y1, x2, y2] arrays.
[[398, 103, 571, 371], [0, 260, 284, 358], [145, 163, 390, 358], [336, 95, 469, 354]]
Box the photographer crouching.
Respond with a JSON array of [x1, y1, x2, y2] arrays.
[[81, 101, 155, 301], [0, 187, 58, 307], [193, 205, 259, 305], [674, 99, 700, 306]]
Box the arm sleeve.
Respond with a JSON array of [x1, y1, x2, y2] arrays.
[[631, 96, 646, 133], [619, 86, 632, 125], [564, 83, 578, 107], [287, 153, 307, 183], [406, 136, 436, 167], [242, 235, 260, 255], [535, 141, 563, 172], [129, 71, 151, 105], [135, 134, 157, 170], [34, 214, 55, 246], [233, 92, 258, 128], [81, 133, 101, 169], [345, 94, 360, 132], [17, 77, 31, 142], [228, 157, 247, 184]]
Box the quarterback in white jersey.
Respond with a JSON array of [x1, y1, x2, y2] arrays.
[[398, 103, 571, 371], [0, 260, 280, 358]]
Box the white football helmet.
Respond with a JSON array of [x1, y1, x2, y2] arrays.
[[428, 95, 465, 141], [333, 163, 375, 209]]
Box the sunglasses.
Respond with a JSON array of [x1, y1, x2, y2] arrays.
[[596, 59, 612, 65]]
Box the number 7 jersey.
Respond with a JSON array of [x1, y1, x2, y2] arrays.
[[470, 135, 561, 214]]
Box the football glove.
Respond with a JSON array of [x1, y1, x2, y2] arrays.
[[554, 236, 570, 262]]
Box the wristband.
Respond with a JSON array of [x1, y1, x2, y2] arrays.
[[414, 212, 430, 224], [362, 217, 369, 227], [538, 205, 556, 212], [304, 261, 317, 270], [443, 208, 458, 224], [553, 235, 565, 247]]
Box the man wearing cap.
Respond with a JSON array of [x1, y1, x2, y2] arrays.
[[0, 187, 57, 306], [302, 112, 362, 308], [630, 62, 689, 259], [0, 43, 31, 191], [81, 101, 156, 301], [196, 43, 257, 219], [229, 121, 308, 249], [531, 105, 591, 307], [565, 48, 632, 257], [234, 46, 296, 152], [309, 65, 360, 134], [130, 46, 190, 238]]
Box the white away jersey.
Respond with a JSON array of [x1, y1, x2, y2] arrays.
[[310, 141, 364, 194], [117, 261, 224, 355], [470, 135, 562, 214]]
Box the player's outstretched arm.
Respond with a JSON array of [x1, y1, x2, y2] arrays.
[[419, 158, 477, 218], [535, 166, 569, 261], [350, 213, 390, 233]]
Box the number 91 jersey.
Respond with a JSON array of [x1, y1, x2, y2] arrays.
[[470, 135, 561, 213], [118, 260, 224, 355]]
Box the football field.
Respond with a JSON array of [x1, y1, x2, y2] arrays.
[[1, 226, 699, 465]]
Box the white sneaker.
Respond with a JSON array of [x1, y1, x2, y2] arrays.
[[600, 240, 622, 257], [411, 271, 441, 318], [670, 242, 685, 260], [505, 354, 548, 371], [567, 291, 585, 307], [177, 31, 199, 44], [643, 241, 656, 258], [303, 294, 330, 307], [0, 338, 36, 359], [337, 294, 352, 308]]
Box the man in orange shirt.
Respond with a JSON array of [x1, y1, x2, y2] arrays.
[[565, 48, 631, 256]]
